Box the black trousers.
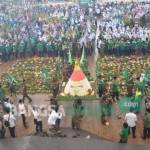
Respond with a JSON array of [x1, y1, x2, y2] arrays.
[[0, 127, 6, 138], [98, 90, 104, 98], [55, 119, 61, 130], [21, 114, 27, 127], [34, 119, 38, 133], [38, 121, 43, 132], [112, 91, 119, 101], [143, 127, 150, 139], [9, 127, 15, 138], [129, 126, 136, 138], [34, 120, 43, 133]]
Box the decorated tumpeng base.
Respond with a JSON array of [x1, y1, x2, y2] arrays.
[[63, 59, 94, 96]]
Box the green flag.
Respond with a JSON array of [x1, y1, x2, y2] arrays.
[[80, 46, 85, 65], [68, 49, 72, 64], [41, 66, 48, 83]]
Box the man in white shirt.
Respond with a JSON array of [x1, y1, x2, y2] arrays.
[[3, 109, 16, 138], [125, 108, 137, 138], [18, 99, 27, 128], [48, 108, 62, 132], [32, 106, 39, 133]]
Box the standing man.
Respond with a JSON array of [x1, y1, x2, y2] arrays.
[[119, 122, 129, 143], [22, 79, 32, 103], [98, 75, 105, 98], [72, 98, 84, 130], [36, 107, 43, 134], [32, 106, 39, 134], [126, 78, 134, 97], [18, 99, 27, 128], [125, 108, 137, 138], [48, 107, 62, 133], [111, 76, 120, 102], [3, 109, 16, 138], [52, 79, 59, 98], [142, 111, 150, 139], [0, 84, 5, 104], [0, 118, 6, 138]]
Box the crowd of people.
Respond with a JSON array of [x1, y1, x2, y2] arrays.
[[0, 1, 97, 62], [0, 0, 150, 144], [0, 92, 84, 139], [98, 72, 150, 142], [0, 1, 150, 62], [97, 2, 150, 55]]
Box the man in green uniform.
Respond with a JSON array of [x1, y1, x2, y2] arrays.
[[72, 98, 84, 130], [98, 75, 105, 98], [119, 122, 129, 143], [111, 76, 120, 102], [46, 42, 53, 57], [22, 79, 32, 103], [5, 42, 12, 61], [12, 42, 18, 59], [18, 41, 26, 59], [36, 41, 44, 57], [142, 111, 150, 139], [0, 84, 5, 103]]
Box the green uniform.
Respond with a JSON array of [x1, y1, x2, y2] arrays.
[[46, 43, 53, 53], [144, 114, 150, 128], [120, 127, 129, 143], [73, 103, 84, 118], [0, 87, 5, 102], [134, 80, 143, 93], [112, 80, 119, 92], [98, 80, 105, 97], [26, 39, 32, 54], [19, 42, 25, 52], [37, 42, 44, 53], [112, 80, 120, 101]]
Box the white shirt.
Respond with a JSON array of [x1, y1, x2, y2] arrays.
[[3, 113, 16, 128], [32, 109, 38, 120], [18, 103, 26, 115], [36, 111, 42, 122], [48, 110, 62, 126], [125, 112, 137, 127]]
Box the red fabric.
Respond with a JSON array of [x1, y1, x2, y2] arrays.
[[71, 70, 85, 81]]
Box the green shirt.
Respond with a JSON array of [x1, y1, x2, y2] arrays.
[[46, 44, 53, 52], [5, 44, 12, 54], [120, 127, 129, 141], [134, 80, 143, 92], [0, 88, 5, 102], [37, 42, 44, 52], [144, 114, 150, 128], [112, 80, 119, 92], [98, 80, 105, 91], [18, 42, 25, 53], [73, 104, 84, 117]]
